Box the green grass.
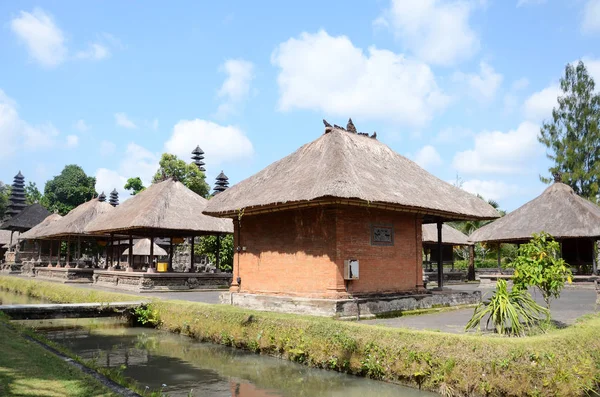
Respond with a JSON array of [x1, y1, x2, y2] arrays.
[[3, 276, 600, 396], [0, 314, 117, 397]]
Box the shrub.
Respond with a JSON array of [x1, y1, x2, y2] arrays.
[[466, 279, 548, 336]]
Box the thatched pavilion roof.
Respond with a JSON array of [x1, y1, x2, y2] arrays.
[[1, 203, 51, 232], [122, 238, 168, 256], [422, 224, 472, 246], [36, 199, 114, 239], [204, 127, 500, 222], [85, 178, 233, 237], [19, 213, 63, 240], [470, 182, 600, 243]]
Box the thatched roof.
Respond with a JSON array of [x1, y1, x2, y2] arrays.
[[0, 230, 13, 247], [122, 238, 168, 256], [422, 224, 471, 246], [36, 199, 114, 239], [85, 178, 233, 237], [18, 213, 63, 240], [1, 203, 51, 232], [204, 127, 500, 222], [470, 182, 600, 243]]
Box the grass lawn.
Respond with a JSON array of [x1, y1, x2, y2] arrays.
[[0, 319, 117, 397]]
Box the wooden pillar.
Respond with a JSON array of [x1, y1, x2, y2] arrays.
[[216, 234, 221, 271], [168, 237, 174, 272], [77, 236, 81, 263], [128, 235, 133, 270], [593, 239, 598, 275], [49, 241, 53, 267], [190, 236, 195, 273], [37, 240, 42, 261], [66, 237, 71, 267], [57, 240, 62, 267], [497, 243, 502, 271], [149, 236, 155, 270], [437, 221, 443, 289], [9, 231, 13, 253], [468, 244, 475, 281]]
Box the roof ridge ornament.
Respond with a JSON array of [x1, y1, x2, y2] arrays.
[[553, 172, 562, 183]]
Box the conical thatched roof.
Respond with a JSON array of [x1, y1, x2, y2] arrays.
[[36, 199, 114, 239], [204, 128, 500, 222], [85, 178, 233, 237], [470, 182, 600, 243], [422, 224, 472, 246], [19, 213, 63, 240], [1, 203, 51, 232], [122, 238, 168, 256]]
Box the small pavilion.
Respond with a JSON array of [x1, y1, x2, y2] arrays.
[[470, 176, 600, 274], [17, 213, 63, 265], [1, 203, 51, 263], [85, 178, 233, 272], [422, 223, 472, 274], [204, 121, 499, 316], [122, 238, 168, 268]]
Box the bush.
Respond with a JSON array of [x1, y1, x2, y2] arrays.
[[466, 279, 548, 336]]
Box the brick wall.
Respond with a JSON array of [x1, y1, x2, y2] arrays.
[[232, 205, 424, 298]]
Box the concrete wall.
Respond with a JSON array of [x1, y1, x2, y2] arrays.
[[231, 205, 424, 298]]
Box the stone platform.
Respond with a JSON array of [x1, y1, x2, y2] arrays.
[[93, 270, 232, 292], [220, 290, 481, 319], [33, 267, 94, 283]]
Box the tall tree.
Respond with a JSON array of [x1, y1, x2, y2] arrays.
[[539, 61, 600, 201], [152, 153, 210, 197], [0, 182, 11, 220], [25, 182, 42, 205], [124, 177, 145, 195], [41, 165, 97, 215]]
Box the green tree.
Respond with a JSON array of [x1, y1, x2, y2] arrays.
[[41, 165, 97, 215], [194, 235, 233, 271], [152, 153, 210, 197], [0, 182, 11, 219], [124, 177, 145, 195], [511, 232, 572, 313], [539, 61, 600, 201], [25, 182, 43, 205]]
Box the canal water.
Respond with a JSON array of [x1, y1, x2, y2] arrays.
[[18, 317, 436, 397]]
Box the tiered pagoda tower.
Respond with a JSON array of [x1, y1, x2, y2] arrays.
[[6, 171, 26, 219], [192, 146, 205, 172], [109, 189, 119, 207], [213, 171, 229, 195]]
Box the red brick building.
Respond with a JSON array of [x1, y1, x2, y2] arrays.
[[205, 122, 498, 313]]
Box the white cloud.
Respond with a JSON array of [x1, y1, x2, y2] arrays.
[[73, 119, 89, 132], [453, 121, 543, 174], [413, 145, 442, 170], [523, 85, 559, 122], [164, 119, 253, 167], [99, 140, 116, 156], [65, 135, 79, 148], [503, 77, 530, 114], [582, 0, 600, 34], [0, 89, 59, 155], [377, 0, 479, 66], [581, 57, 600, 82], [462, 179, 521, 201], [114, 112, 137, 129], [272, 30, 450, 126], [453, 61, 503, 101], [10, 8, 66, 67], [95, 168, 128, 201], [75, 43, 110, 60], [511, 77, 530, 91], [517, 0, 546, 7], [147, 119, 159, 131], [216, 59, 255, 117]]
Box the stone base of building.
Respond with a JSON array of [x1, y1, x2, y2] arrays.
[[33, 267, 94, 283], [220, 290, 481, 319], [0, 263, 22, 274], [93, 270, 232, 292]]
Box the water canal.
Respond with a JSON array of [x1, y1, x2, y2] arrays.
[[16, 318, 434, 396]]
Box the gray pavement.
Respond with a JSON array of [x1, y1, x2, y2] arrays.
[[362, 283, 598, 333]]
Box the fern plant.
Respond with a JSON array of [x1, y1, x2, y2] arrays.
[[466, 279, 548, 336]]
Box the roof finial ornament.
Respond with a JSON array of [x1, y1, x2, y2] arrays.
[[347, 118, 357, 133], [370, 131, 377, 139], [333, 124, 344, 130], [553, 171, 562, 183], [323, 119, 332, 128]]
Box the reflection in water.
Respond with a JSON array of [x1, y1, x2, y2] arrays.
[[20, 318, 435, 397], [0, 289, 46, 305]]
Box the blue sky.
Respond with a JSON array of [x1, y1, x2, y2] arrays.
[[1, 0, 599, 211]]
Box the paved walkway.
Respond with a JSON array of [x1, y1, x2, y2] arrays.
[[362, 284, 598, 333]]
